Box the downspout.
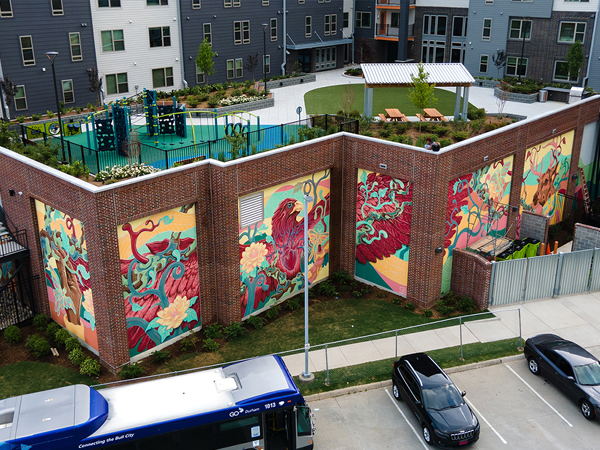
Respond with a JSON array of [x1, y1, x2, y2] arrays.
[[582, 5, 599, 87], [0, 59, 7, 120], [176, 0, 188, 88], [281, 0, 287, 75], [352, 0, 356, 64]]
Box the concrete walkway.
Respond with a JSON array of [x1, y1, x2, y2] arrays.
[[282, 291, 600, 377]]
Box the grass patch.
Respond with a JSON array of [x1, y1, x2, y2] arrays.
[[295, 338, 523, 396], [304, 84, 472, 116], [0, 361, 98, 398]]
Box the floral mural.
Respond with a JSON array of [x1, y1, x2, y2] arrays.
[[442, 157, 514, 292], [520, 131, 573, 226], [239, 171, 330, 319], [119, 204, 200, 358], [355, 170, 413, 296], [35, 200, 97, 351]]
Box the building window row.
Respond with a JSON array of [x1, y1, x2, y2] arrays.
[[152, 67, 173, 88], [193, 0, 200, 8], [51, 0, 63, 16], [227, 58, 243, 79], [98, 0, 120, 7], [0, 0, 12, 17], [234, 20, 250, 44], [149, 26, 171, 47], [356, 12, 370, 29], [324, 14, 337, 36], [423, 15, 447, 36], [224, 0, 241, 7], [106, 72, 128, 95]]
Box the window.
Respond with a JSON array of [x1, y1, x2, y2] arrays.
[[452, 17, 467, 38], [62, 80, 74, 103], [482, 18, 492, 40], [149, 27, 171, 47], [106, 73, 128, 95], [343, 12, 349, 28], [51, 0, 63, 15], [480, 55, 488, 73], [391, 13, 399, 29], [270, 18, 277, 41], [509, 19, 531, 40], [299, 0, 304, 3], [227, 59, 235, 79], [69, 33, 82, 61], [506, 56, 527, 76], [421, 40, 445, 63], [239, 192, 264, 228], [423, 15, 447, 36], [20, 36, 35, 66], [263, 54, 270, 74], [203, 23, 212, 44], [98, 0, 120, 6], [234, 21, 249, 44], [559, 22, 586, 43], [564, 0, 590, 2], [101, 30, 124, 52], [325, 15, 330, 36], [236, 58, 243, 78], [14, 86, 26, 110], [192, 0, 200, 7], [511, 0, 532, 2], [305, 16, 312, 37], [356, 12, 371, 28], [147, 0, 167, 4], [331, 14, 337, 35], [451, 42, 465, 63], [152, 67, 173, 88], [224, 0, 240, 6], [262, 0, 269, 4], [485, 0, 493, 3], [0, 0, 13, 18], [553, 61, 578, 82], [196, 65, 204, 84]]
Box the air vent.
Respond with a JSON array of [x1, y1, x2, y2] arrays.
[[239, 192, 264, 229]]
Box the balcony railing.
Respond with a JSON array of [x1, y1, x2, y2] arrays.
[[376, 0, 416, 5], [376, 23, 400, 38]]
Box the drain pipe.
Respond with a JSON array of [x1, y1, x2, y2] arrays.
[[583, 6, 598, 88], [176, 2, 188, 88], [281, 0, 287, 75], [352, 0, 356, 64]]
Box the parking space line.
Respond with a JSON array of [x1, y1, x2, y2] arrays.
[[463, 397, 507, 445], [385, 389, 428, 449], [506, 365, 573, 428]]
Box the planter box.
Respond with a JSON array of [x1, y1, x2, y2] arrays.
[[474, 79, 498, 89], [187, 97, 275, 117], [493, 87, 538, 104], [265, 73, 316, 90]]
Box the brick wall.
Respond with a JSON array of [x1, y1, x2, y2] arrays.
[[573, 223, 600, 252], [520, 211, 550, 246], [450, 249, 492, 310]]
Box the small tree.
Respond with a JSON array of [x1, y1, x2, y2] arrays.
[[496, 81, 511, 117], [566, 41, 584, 85], [86, 68, 103, 105], [244, 52, 259, 82], [195, 38, 217, 85], [0, 75, 19, 110], [408, 62, 437, 133], [339, 84, 355, 116], [225, 130, 247, 159], [492, 49, 507, 80]]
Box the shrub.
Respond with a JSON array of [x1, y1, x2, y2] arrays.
[[31, 114, 43, 121], [151, 350, 171, 364], [197, 93, 209, 102], [352, 290, 363, 298], [4, 325, 21, 344], [470, 118, 485, 134], [204, 324, 223, 339], [467, 107, 486, 121], [377, 293, 387, 299], [392, 297, 402, 305], [436, 300, 454, 316], [180, 333, 198, 352], [440, 138, 453, 147], [65, 337, 81, 352], [202, 338, 220, 352], [483, 123, 499, 132], [224, 321, 246, 341], [55, 329, 71, 348], [80, 357, 101, 377], [207, 96, 220, 108], [69, 347, 86, 366], [231, 89, 242, 97], [26, 335, 51, 359], [456, 296, 477, 314], [60, 160, 90, 179], [431, 125, 450, 137], [246, 315, 266, 330], [16, 116, 26, 123], [423, 309, 433, 318], [94, 163, 160, 182], [46, 110, 55, 118], [451, 131, 468, 141], [186, 97, 199, 108], [120, 362, 144, 380], [285, 298, 302, 310], [46, 322, 61, 341], [404, 302, 415, 311], [265, 305, 280, 320], [331, 270, 351, 284], [379, 128, 391, 138]]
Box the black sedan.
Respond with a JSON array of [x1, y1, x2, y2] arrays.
[[524, 334, 600, 420], [392, 353, 480, 447]]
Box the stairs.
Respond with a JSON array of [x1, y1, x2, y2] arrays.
[[578, 167, 592, 215]]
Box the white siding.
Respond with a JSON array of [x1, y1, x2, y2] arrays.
[[553, 0, 599, 12], [416, 0, 469, 7], [343, 0, 354, 37], [89, 0, 182, 103]]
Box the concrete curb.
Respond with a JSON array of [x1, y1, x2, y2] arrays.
[[304, 354, 525, 403]]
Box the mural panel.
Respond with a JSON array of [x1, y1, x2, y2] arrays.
[[239, 171, 330, 319], [1, 261, 15, 285], [119, 204, 200, 358], [442, 157, 514, 292], [35, 200, 97, 351], [520, 131, 573, 226], [355, 170, 413, 296]]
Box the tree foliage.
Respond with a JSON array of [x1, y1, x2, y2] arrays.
[[244, 52, 259, 81], [86, 68, 103, 104], [492, 49, 507, 79], [408, 63, 437, 133], [195, 38, 217, 85], [0, 75, 19, 109], [566, 41, 584, 85]]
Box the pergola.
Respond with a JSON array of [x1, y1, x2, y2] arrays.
[[360, 63, 475, 121]]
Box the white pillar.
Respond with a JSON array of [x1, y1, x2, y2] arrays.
[[461, 86, 470, 120], [364, 86, 373, 117], [454, 86, 462, 121]]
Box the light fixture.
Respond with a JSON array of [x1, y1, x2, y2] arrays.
[[571, 173, 579, 180], [8, 189, 14, 196], [45, 51, 64, 159], [483, 155, 489, 161], [379, 163, 387, 169], [435, 246, 444, 254]]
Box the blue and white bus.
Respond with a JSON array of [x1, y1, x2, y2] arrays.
[[0, 355, 315, 450]]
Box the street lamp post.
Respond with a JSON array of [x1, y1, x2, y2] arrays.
[[300, 184, 315, 383], [518, 18, 529, 82], [262, 23, 268, 95], [46, 52, 65, 159]]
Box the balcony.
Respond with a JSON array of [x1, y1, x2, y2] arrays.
[[376, 0, 416, 5], [376, 23, 400, 38]]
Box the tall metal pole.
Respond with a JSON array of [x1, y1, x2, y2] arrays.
[[262, 24, 268, 95], [518, 19, 528, 81], [46, 52, 65, 159], [302, 188, 314, 381]]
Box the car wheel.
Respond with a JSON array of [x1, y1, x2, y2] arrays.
[[422, 425, 433, 445], [392, 382, 401, 401], [580, 400, 596, 420], [528, 356, 540, 375]]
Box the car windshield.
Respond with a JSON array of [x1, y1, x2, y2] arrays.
[[422, 384, 464, 411], [574, 362, 600, 386]]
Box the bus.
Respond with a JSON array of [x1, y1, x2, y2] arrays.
[[0, 355, 315, 450]]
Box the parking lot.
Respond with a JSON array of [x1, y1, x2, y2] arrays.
[[310, 349, 600, 449]]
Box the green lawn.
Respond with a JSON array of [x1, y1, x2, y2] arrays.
[[304, 84, 472, 116]]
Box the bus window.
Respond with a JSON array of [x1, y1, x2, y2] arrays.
[[296, 406, 311, 436], [217, 415, 262, 448]]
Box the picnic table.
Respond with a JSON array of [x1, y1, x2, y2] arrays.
[[384, 108, 408, 122], [422, 108, 448, 122]]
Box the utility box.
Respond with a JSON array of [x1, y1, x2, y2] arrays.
[[569, 87, 584, 104], [538, 89, 548, 102]]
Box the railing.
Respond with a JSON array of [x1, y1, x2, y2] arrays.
[[0, 230, 29, 260], [376, 0, 402, 5], [376, 23, 400, 37]]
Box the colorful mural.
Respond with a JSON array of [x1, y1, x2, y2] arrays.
[[355, 170, 413, 296], [0, 261, 15, 285], [520, 131, 573, 226], [442, 157, 514, 292], [35, 200, 98, 351], [119, 204, 200, 358], [239, 171, 330, 319]]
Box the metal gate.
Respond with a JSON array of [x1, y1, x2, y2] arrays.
[[489, 248, 599, 306]]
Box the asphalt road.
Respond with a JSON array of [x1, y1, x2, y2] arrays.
[[310, 350, 600, 449]]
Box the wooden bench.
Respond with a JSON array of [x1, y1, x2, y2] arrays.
[[416, 113, 427, 121], [440, 116, 449, 122], [378, 114, 388, 122]]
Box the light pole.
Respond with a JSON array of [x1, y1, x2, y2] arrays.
[[518, 18, 529, 82], [46, 52, 65, 159], [300, 183, 315, 383], [262, 23, 268, 95]]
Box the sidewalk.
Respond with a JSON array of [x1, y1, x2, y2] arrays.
[[282, 291, 600, 376]]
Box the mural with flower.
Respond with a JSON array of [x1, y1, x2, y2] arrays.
[[35, 200, 97, 351], [239, 171, 330, 319], [520, 131, 573, 226], [354, 170, 413, 296], [119, 204, 200, 357], [442, 157, 514, 292]]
